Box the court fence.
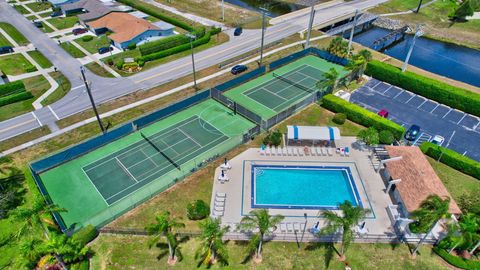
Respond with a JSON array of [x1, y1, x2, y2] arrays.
[[214, 66, 266, 92], [210, 87, 263, 125], [269, 47, 349, 71]]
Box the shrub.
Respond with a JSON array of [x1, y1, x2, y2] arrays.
[[458, 193, 480, 215], [25, 65, 37, 73], [332, 113, 346, 124], [365, 60, 480, 117], [138, 60, 145, 67], [420, 142, 480, 179], [127, 42, 136, 50], [81, 35, 93, 42], [122, 62, 139, 70], [70, 260, 89, 270], [0, 91, 33, 107], [433, 247, 480, 270], [321, 94, 405, 139], [115, 60, 124, 70], [71, 224, 98, 246], [379, 130, 395, 145], [0, 80, 25, 97], [357, 127, 379, 146], [139, 34, 191, 56], [263, 130, 282, 146], [186, 200, 210, 220]]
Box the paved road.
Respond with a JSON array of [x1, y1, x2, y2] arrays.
[[0, 0, 388, 142], [351, 79, 480, 162]]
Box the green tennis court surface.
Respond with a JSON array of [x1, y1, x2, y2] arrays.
[[224, 55, 348, 119], [38, 99, 255, 228]]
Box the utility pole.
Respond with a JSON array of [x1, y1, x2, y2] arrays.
[[347, 9, 359, 55], [186, 33, 198, 89], [80, 66, 105, 134], [221, 0, 225, 21], [305, 5, 315, 49], [259, 7, 268, 66], [415, 0, 423, 13], [402, 26, 423, 72]]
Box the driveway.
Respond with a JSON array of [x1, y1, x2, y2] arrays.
[[350, 78, 480, 162]]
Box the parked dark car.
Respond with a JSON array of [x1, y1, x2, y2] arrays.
[[231, 65, 248, 75], [98, 46, 113, 54], [0, 46, 14, 55], [404, 124, 421, 141], [234, 27, 243, 36], [33, 21, 43, 28], [72, 28, 87, 35], [377, 109, 389, 118], [50, 11, 63, 17]]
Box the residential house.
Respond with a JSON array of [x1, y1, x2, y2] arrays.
[[60, 0, 132, 22]]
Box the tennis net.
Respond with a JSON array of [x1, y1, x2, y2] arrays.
[[140, 132, 181, 171], [272, 72, 316, 93]]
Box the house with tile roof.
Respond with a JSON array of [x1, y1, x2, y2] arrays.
[[60, 0, 132, 22], [86, 12, 174, 49]]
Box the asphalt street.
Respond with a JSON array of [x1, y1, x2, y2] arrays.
[[0, 0, 389, 142], [351, 79, 480, 162]]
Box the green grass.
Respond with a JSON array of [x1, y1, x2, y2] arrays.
[[0, 22, 29, 46], [46, 16, 79, 30], [59, 42, 86, 58], [25, 2, 52, 12], [27, 50, 53, 68], [13, 4, 29, 14], [0, 32, 12, 46], [0, 53, 37, 75], [74, 35, 111, 54], [41, 71, 71, 106], [0, 75, 50, 121], [85, 62, 114, 78], [40, 23, 54, 33]]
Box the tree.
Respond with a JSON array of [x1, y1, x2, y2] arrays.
[[18, 238, 43, 269], [196, 217, 229, 267], [145, 211, 185, 264], [316, 68, 339, 92], [449, 0, 476, 21], [326, 36, 349, 58], [358, 49, 372, 62], [238, 209, 284, 262], [379, 130, 395, 145], [42, 232, 89, 266], [439, 213, 480, 255], [347, 49, 372, 80], [318, 200, 370, 260], [357, 127, 379, 146], [409, 195, 450, 233]]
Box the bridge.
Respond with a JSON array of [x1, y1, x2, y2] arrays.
[[372, 25, 410, 51], [324, 13, 379, 36]]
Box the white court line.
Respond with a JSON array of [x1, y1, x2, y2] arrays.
[[393, 90, 404, 99], [442, 108, 452, 119], [417, 99, 427, 108], [178, 128, 201, 147], [140, 148, 159, 167], [48, 105, 60, 120], [457, 114, 467, 125], [115, 157, 138, 183], [405, 94, 416, 104], [31, 112, 42, 126], [81, 167, 109, 205]]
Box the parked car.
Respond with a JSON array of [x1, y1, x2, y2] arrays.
[[0, 46, 14, 55], [431, 135, 445, 146], [404, 124, 421, 141], [98, 46, 113, 54], [72, 28, 87, 35], [50, 11, 63, 17], [231, 65, 248, 75], [377, 109, 389, 118], [234, 27, 243, 36], [33, 21, 43, 28]]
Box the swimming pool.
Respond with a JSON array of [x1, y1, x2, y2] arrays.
[[251, 165, 362, 209]]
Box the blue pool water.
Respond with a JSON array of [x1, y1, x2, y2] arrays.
[[252, 165, 361, 209]]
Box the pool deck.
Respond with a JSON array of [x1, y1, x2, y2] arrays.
[[211, 137, 397, 241]]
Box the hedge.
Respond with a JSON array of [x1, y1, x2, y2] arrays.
[[71, 224, 98, 246], [420, 142, 480, 179], [433, 247, 480, 270], [0, 91, 33, 107], [139, 34, 191, 56], [365, 60, 480, 117], [0, 80, 25, 97], [321, 94, 405, 139], [115, 0, 194, 31]]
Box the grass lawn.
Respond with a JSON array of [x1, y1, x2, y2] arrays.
[[25, 1, 52, 12], [13, 4, 29, 14], [0, 32, 12, 47], [74, 35, 111, 54], [0, 53, 37, 75], [0, 22, 29, 46], [85, 62, 114, 78], [59, 41, 86, 58], [40, 23, 54, 33], [90, 234, 450, 270], [40, 71, 71, 106], [27, 50, 53, 68], [0, 75, 50, 121], [46, 16, 79, 30]]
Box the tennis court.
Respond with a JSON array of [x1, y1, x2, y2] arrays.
[[224, 55, 348, 119], [38, 99, 255, 228]]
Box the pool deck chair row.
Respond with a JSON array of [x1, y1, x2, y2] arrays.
[[259, 146, 334, 157], [213, 192, 226, 217], [279, 222, 306, 233]]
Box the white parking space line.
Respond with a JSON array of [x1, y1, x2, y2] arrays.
[[457, 114, 466, 124], [430, 104, 439, 113], [473, 120, 480, 130], [405, 95, 415, 104], [373, 80, 382, 88], [393, 90, 404, 99], [442, 108, 452, 118], [31, 112, 42, 126], [417, 99, 427, 108], [383, 85, 393, 94]]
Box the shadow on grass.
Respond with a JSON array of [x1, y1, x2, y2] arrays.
[[305, 242, 339, 268], [154, 235, 190, 262]]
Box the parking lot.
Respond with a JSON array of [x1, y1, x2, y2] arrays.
[[350, 78, 480, 162]]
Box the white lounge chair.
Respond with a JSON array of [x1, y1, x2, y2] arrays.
[[259, 147, 265, 156], [293, 223, 301, 232], [216, 192, 226, 198], [214, 205, 224, 211], [292, 147, 297, 156], [310, 147, 316, 156], [215, 197, 226, 203], [280, 223, 287, 232], [327, 148, 333, 156], [213, 210, 224, 217], [265, 147, 271, 156], [287, 147, 292, 156], [215, 201, 225, 207], [321, 147, 327, 156], [316, 147, 322, 156], [282, 147, 288, 156], [275, 147, 280, 156], [287, 223, 294, 232], [298, 148, 304, 156]]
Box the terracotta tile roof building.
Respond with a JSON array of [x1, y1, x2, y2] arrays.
[[384, 146, 461, 215]]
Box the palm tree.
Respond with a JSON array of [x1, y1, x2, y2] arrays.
[[326, 36, 349, 58], [358, 49, 372, 62], [409, 195, 450, 233], [444, 214, 480, 254], [238, 209, 284, 262], [195, 217, 229, 267], [42, 232, 88, 267], [19, 238, 43, 268], [12, 197, 66, 239], [316, 68, 339, 93], [318, 200, 370, 260], [145, 211, 185, 265]]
